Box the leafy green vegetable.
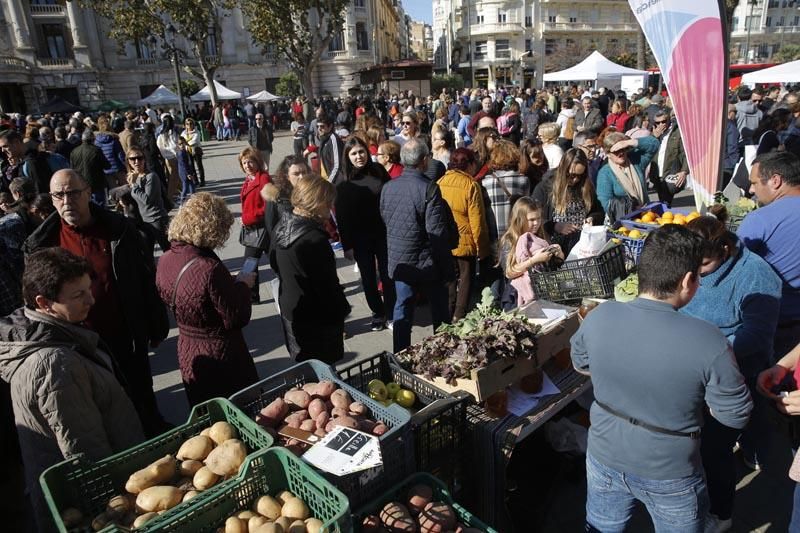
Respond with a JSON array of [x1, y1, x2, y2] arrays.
[[614, 273, 639, 302]]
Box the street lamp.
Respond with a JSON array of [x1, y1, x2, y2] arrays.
[[165, 23, 187, 121]]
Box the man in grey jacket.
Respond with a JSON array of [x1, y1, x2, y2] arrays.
[[575, 96, 604, 135], [572, 225, 752, 533]]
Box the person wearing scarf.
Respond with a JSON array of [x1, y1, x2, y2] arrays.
[[596, 132, 660, 222]]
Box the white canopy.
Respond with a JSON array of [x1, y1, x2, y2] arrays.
[[247, 89, 281, 102], [138, 84, 181, 105], [543, 51, 649, 83], [190, 80, 242, 101], [741, 59, 800, 85]]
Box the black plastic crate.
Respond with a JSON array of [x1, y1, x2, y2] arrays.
[[532, 244, 626, 304], [337, 353, 472, 495], [229, 360, 414, 508]]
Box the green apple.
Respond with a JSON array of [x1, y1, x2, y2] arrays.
[[395, 389, 416, 408], [386, 382, 401, 400], [368, 379, 388, 401]]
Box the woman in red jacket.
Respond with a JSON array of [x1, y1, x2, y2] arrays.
[[239, 147, 271, 303], [605, 100, 630, 132]]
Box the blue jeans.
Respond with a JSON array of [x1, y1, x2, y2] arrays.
[[585, 453, 709, 533], [179, 173, 196, 204], [792, 480, 800, 533], [392, 278, 449, 353]]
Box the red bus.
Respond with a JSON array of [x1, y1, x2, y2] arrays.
[[646, 63, 776, 91]]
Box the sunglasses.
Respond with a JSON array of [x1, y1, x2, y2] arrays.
[[654, 120, 669, 125], [610, 149, 629, 156], [128, 156, 144, 161], [402, 122, 414, 126], [568, 172, 584, 180]]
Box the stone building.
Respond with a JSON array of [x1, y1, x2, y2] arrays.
[[729, 0, 800, 63]]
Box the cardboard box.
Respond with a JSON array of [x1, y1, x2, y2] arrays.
[[413, 303, 579, 401]]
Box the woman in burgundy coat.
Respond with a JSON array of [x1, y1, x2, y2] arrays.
[[156, 192, 259, 406]]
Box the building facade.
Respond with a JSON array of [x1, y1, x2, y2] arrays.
[[409, 21, 434, 61], [0, 0, 408, 113], [730, 0, 800, 63]]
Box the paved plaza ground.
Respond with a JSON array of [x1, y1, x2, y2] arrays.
[[149, 133, 793, 532]]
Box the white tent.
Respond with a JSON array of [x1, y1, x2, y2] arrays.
[[247, 89, 281, 102], [138, 84, 181, 106], [190, 80, 242, 101], [543, 51, 649, 89], [741, 60, 800, 85]]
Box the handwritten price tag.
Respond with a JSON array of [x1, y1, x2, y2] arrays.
[[302, 427, 383, 476]]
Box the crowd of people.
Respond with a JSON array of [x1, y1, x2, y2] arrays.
[[0, 77, 799, 531]]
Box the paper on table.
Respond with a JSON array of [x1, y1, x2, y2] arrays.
[[542, 308, 568, 321], [506, 373, 561, 417]]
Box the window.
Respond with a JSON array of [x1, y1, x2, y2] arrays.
[[525, 15, 532, 27], [569, 16, 577, 23], [474, 40, 487, 60], [766, 16, 772, 27], [476, 14, 484, 24], [205, 29, 218, 56], [548, 15, 556, 23], [545, 38, 557, 55], [495, 39, 510, 59], [794, 16, 799, 26], [356, 23, 369, 50], [354, 0, 365, 6], [31, 0, 58, 4], [778, 16, 785, 26], [40, 24, 69, 58], [135, 38, 155, 59], [732, 16, 739, 30], [773, 43, 781, 55], [498, 12, 507, 23], [329, 30, 345, 51], [525, 39, 532, 52]]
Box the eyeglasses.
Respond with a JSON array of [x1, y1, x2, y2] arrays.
[[50, 188, 87, 201], [654, 120, 669, 125], [128, 156, 144, 162]]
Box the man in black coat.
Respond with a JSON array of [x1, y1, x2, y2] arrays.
[[248, 113, 273, 171], [24, 169, 170, 436], [70, 129, 110, 206], [380, 139, 455, 352]]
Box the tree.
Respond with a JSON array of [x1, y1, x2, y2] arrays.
[[431, 74, 465, 94], [240, 0, 350, 100], [275, 72, 302, 98], [775, 44, 800, 63], [174, 78, 201, 99], [75, 0, 235, 106], [612, 53, 637, 69]]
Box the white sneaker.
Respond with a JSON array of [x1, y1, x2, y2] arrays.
[[387, 321, 393, 330], [353, 263, 359, 273]]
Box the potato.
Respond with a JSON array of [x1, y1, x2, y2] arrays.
[[177, 435, 215, 461], [205, 439, 247, 476], [254, 495, 282, 520], [419, 502, 456, 533], [180, 459, 204, 477], [315, 411, 330, 430], [125, 455, 178, 493], [281, 498, 310, 521], [284, 410, 309, 429], [406, 484, 433, 516], [238, 510, 257, 520], [331, 416, 358, 429], [257, 398, 289, 428], [200, 427, 212, 437], [193, 465, 221, 490], [348, 402, 367, 416], [61, 507, 83, 528], [275, 516, 292, 530], [379, 502, 416, 533], [135, 485, 184, 513], [302, 382, 318, 395], [248, 515, 270, 532], [284, 389, 312, 410], [92, 511, 114, 531], [372, 423, 388, 436], [288, 519, 307, 533], [209, 421, 239, 445], [361, 515, 383, 533], [106, 494, 134, 518], [254, 523, 284, 533], [304, 517, 325, 533], [307, 398, 326, 419], [176, 476, 195, 491], [330, 407, 349, 418], [299, 419, 316, 432], [275, 490, 296, 504], [132, 511, 159, 528], [313, 381, 337, 399], [329, 389, 352, 409], [225, 516, 248, 533], [183, 490, 200, 502]]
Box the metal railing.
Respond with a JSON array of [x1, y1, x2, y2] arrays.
[[541, 22, 639, 31], [37, 57, 72, 68], [136, 58, 158, 66], [326, 50, 348, 58]]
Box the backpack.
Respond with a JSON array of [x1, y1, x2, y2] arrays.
[[563, 116, 575, 140], [497, 113, 515, 136]]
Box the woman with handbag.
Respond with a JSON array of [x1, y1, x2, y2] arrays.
[[181, 118, 205, 186], [155, 193, 258, 406], [238, 147, 271, 303]]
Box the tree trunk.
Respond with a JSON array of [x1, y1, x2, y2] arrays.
[[637, 29, 646, 70], [202, 67, 218, 107], [300, 67, 316, 101]]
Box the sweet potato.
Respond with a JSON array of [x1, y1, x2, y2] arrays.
[[361, 515, 383, 533], [372, 423, 388, 436], [205, 439, 247, 476], [208, 421, 239, 445], [330, 407, 349, 418], [406, 484, 433, 516], [257, 398, 289, 428], [125, 455, 177, 494], [315, 411, 330, 430], [284, 410, 310, 429], [302, 382, 318, 395], [313, 381, 337, 399], [359, 419, 377, 433], [348, 402, 367, 416], [379, 502, 417, 533], [132, 512, 158, 528], [135, 485, 184, 513], [179, 459, 204, 477], [225, 516, 248, 533], [284, 389, 312, 410], [193, 466, 221, 490], [254, 495, 282, 520], [176, 435, 215, 461], [418, 501, 456, 533], [307, 398, 326, 419], [331, 416, 358, 429], [299, 419, 316, 432], [329, 389, 352, 409], [324, 420, 336, 433]]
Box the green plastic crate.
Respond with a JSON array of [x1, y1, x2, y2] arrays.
[[353, 472, 497, 532], [40, 398, 274, 533], [136, 447, 350, 532]]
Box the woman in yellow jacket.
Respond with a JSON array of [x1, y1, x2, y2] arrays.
[[437, 148, 490, 320]]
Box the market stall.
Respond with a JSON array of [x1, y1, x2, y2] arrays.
[[740, 59, 800, 85], [543, 50, 649, 92], [190, 80, 242, 102], [138, 85, 182, 106], [246, 90, 281, 103]]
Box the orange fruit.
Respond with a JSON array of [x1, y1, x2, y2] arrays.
[[662, 211, 674, 220], [641, 212, 656, 223], [628, 229, 643, 239]]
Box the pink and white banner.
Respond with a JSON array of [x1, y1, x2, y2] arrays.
[[628, 0, 727, 208]]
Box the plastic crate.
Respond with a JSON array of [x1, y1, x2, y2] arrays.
[[336, 352, 472, 494], [135, 447, 350, 533], [532, 244, 627, 304], [229, 359, 413, 508], [353, 472, 497, 533], [607, 223, 648, 265], [620, 201, 694, 231], [40, 398, 274, 533]]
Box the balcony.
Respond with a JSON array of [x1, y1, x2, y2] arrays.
[[732, 25, 800, 37], [357, 50, 372, 57], [457, 22, 524, 38], [541, 22, 639, 32], [0, 56, 31, 71], [37, 57, 74, 69], [29, 3, 66, 17], [326, 50, 348, 59], [136, 58, 158, 66]]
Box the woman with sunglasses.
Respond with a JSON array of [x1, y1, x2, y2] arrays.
[[392, 112, 419, 148], [519, 138, 549, 192], [125, 147, 170, 253], [596, 131, 660, 221], [532, 148, 604, 255], [679, 212, 781, 530]]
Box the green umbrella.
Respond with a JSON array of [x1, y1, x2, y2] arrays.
[[95, 99, 131, 112]]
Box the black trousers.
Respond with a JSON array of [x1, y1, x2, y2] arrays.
[[352, 237, 394, 321]]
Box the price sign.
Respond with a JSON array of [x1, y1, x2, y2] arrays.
[[302, 427, 382, 476]]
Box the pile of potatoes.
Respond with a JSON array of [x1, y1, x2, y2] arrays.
[[255, 380, 389, 455], [361, 484, 483, 533], [218, 490, 324, 533], [59, 421, 249, 531]]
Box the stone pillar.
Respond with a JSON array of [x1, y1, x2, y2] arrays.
[[65, 1, 92, 66], [5, 0, 33, 51]]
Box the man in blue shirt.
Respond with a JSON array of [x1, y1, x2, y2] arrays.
[[572, 225, 752, 533], [738, 150, 800, 362]]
